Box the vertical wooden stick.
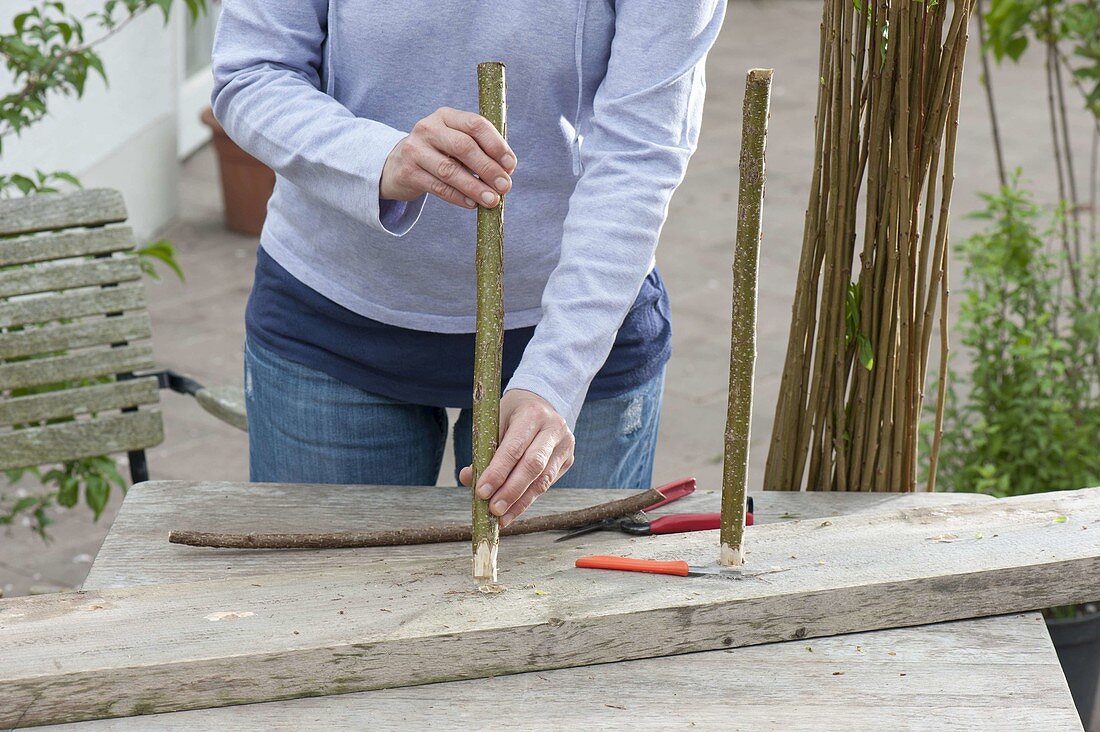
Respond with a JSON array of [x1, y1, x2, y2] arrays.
[[472, 61, 506, 583], [720, 68, 772, 567]]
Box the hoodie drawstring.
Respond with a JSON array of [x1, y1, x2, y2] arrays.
[[571, 0, 586, 176]]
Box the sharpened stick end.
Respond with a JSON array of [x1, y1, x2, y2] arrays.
[[719, 542, 745, 567], [474, 540, 498, 582]]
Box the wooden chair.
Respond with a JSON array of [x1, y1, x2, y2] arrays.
[[0, 188, 246, 483]]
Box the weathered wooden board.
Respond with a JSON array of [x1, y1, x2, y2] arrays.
[[0, 188, 127, 238], [0, 255, 142, 298], [194, 385, 247, 431], [0, 227, 134, 267], [33, 614, 1080, 732], [0, 377, 159, 426], [0, 343, 154, 390], [2, 487, 1097, 727], [83, 481, 991, 588], [0, 313, 152, 360], [0, 410, 163, 472], [0, 282, 146, 328]]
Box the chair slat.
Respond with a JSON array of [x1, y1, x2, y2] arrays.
[[0, 410, 163, 472], [0, 313, 152, 360], [0, 343, 155, 391], [0, 189, 127, 238], [0, 227, 134, 267], [0, 283, 146, 328], [0, 255, 141, 298], [0, 377, 159, 426]]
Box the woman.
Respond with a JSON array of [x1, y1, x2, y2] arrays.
[[212, 1, 726, 526]]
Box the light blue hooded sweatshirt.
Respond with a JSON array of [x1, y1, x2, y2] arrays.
[[211, 0, 726, 427]]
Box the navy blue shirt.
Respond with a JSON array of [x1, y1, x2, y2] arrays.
[[246, 247, 671, 409]]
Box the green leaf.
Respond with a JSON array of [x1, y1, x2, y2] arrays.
[[858, 335, 874, 371], [85, 475, 109, 519], [137, 241, 187, 283], [57, 476, 79, 508], [136, 238, 185, 282], [1006, 35, 1028, 61]]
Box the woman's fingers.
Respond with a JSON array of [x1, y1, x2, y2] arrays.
[[381, 107, 518, 208], [459, 464, 474, 487], [475, 414, 540, 500], [431, 127, 512, 198], [487, 428, 558, 518], [499, 443, 575, 528], [402, 166, 476, 209], [416, 146, 500, 207], [437, 107, 515, 171]]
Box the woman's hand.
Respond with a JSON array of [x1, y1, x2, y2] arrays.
[[381, 107, 516, 210], [459, 389, 575, 527]]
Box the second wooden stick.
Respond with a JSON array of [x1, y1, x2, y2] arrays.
[[720, 68, 772, 566]]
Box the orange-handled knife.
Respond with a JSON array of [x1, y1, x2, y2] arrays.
[[575, 555, 736, 577]]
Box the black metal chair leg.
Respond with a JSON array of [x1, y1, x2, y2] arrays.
[[128, 450, 149, 484]]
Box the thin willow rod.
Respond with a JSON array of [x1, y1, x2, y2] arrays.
[[1045, 38, 1081, 300], [926, 41, 964, 491], [1050, 20, 1082, 265], [766, 0, 837, 490], [472, 61, 506, 583], [975, 0, 1008, 188], [720, 68, 772, 566]]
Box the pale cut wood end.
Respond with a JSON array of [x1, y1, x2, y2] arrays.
[[719, 543, 745, 567], [473, 540, 498, 582]]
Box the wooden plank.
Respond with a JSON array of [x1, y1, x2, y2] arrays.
[[0, 343, 154, 391], [0, 410, 162, 472], [0, 227, 134, 267], [0, 189, 127, 238], [0, 283, 146, 328], [30, 614, 1081, 732], [2, 487, 1097, 727], [0, 256, 142, 298], [83, 483, 991, 588], [0, 313, 152, 360], [0, 377, 160, 426], [70, 486, 1077, 732]]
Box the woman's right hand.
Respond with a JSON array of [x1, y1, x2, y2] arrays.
[[380, 107, 516, 210]]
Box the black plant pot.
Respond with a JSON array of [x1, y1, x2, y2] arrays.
[[1048, 609, 1100, 730]]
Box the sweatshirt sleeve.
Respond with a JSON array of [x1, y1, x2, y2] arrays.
[[210, 0, 425, 236], [505, 0, 726, 428]]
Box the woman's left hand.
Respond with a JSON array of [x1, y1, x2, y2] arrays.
[[459, 389, 575, 527]]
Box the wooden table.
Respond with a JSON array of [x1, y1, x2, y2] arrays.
[[43, 482, 1082, 731]]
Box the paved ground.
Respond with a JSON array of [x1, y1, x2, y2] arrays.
[[2, 0, 1094, 597]]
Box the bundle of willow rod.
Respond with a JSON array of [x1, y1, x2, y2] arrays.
[[764, 0, 974, 493]]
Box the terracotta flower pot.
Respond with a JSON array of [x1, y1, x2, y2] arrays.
[[200, 107, 275, 236]]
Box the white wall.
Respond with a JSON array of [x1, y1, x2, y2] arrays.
[[0, 4, 183, 239]]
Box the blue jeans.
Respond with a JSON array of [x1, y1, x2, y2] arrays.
[[244, 337, 664, 489]]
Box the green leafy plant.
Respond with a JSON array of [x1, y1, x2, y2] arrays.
[[1, 0, 205, 537], [935, 176, 1100, 499], [985, 0, 1100, 114]]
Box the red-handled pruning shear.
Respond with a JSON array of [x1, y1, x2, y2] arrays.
[[640, 477, 697, 510], [555, 481, 753, 542]]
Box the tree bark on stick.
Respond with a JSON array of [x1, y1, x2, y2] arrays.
[[472, 61, 506, 583], [167, 487, 667, 550], [720, 69, 772, 567]]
